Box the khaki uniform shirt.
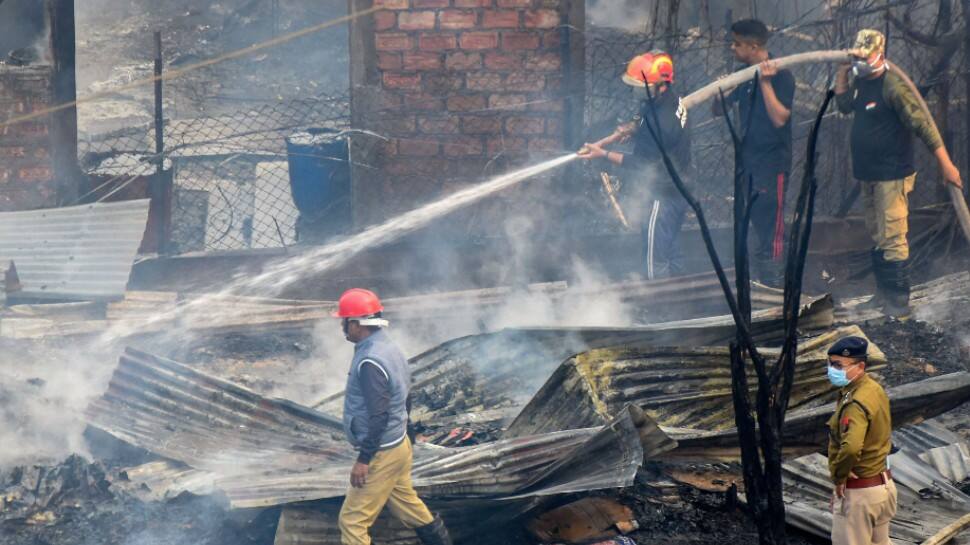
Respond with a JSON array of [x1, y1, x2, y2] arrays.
[[827, 374, 892, 484]]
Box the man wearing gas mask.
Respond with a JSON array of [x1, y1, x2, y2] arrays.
[[835, 29, 963, 318]]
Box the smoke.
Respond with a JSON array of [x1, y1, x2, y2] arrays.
[[0, 342, 121, 467], [587, 0, 651, 32]]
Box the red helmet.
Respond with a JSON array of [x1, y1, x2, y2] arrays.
[[622, 50, 674, 87], [333, 288, 384, 319]]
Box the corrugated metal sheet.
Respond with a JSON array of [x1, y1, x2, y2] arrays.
[[666, 372, 970, 461], [504, 325, 883, 438], [89, 348, 675, 509], [782, 437, 970, 543], [315, 294, 835, 425], [0, 200, 150, 300], [837, 271, 970, 325]]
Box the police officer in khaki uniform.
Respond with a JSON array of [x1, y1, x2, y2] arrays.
[[826, 336, 896, 545]]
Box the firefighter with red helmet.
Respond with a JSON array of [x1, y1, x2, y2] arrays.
[[578, 50, 692, 280], [333, 288, 452, 545]]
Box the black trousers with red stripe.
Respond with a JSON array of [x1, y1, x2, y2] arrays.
[[750, 172, 788, 272]]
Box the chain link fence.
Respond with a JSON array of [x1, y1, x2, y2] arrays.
[[79, 95, 351, 253], [583, 0, 969, 227]]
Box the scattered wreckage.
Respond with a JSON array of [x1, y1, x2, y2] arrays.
[[2, 272, 969, 544], [78, 288, 970, 544]]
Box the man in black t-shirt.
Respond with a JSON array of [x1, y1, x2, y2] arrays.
[[714, 19, 796, 287]]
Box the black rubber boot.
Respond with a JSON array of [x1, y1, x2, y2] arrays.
[[882, 258, 911, 319], [415, 515, 453, 545], [858, 249, 889, 310]]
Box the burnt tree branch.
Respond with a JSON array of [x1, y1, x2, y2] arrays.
[[642, 83, 833, 545]]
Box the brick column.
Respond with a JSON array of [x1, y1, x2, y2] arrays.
[[349, 0, 584, 230], [0, 66, 58, 211]]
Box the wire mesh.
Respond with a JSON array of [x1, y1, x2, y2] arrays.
[[79, 96, 350, 253]]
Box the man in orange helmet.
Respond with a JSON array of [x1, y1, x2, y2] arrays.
[[714, 19, 796, 288], [334, 288, 452, 545], [579, 50, 692, 280]]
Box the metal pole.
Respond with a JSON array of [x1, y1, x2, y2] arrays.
[[152, 31, 171, 254]]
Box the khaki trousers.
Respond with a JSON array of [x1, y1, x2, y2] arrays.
[[339, 438, 434, 545], [832, 479, 898, 545], [861, 175, 916, 262]]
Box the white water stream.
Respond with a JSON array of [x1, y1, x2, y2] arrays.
[[95, 153, 579, 344]]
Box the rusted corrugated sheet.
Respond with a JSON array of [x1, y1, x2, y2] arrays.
[[504, 325, 881, 438], [88, 349, 674, 509], [782, 431, 970, 544], [0, 200, 149, 300]]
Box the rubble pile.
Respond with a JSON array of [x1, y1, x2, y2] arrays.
[[1, 272, 969, 545]]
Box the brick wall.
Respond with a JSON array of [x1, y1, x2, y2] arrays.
[[349, 0, 584, 229], [0, 65, 57, 212]]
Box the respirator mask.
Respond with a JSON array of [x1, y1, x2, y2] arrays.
[[852, 54, 884, 78]]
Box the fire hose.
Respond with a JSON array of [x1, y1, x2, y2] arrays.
[[588, 49, 970, 247]]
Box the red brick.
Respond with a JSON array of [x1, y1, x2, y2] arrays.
[[381, 93, 404, 109], [33, 148, 49, 159], [413, 0, 449, 6], [460, 31, 499, 50], [454, 0, 492, 5], [377, 115, 417, 134], [546, 117, 561, 135], [447, 95, 487, 111], [445, 51, 482, 70], [497, 0, 532, 6], [482, 10, 520, 28], [0, 147, 26, 158], [376, 32, 413, 51], [439, 10, 477, 29], [383, 72, 422, 90], [18, 167, 52, 182], [0, 168, 9, 184], [484, 52, 521, 70], [528, 137, 560, 152], [505, 71, 544, 91], [374, 0, 409, 9], [2, 122, 48, 138], [486, 136, 527, 155], [523, 51, 560, 71], [505, 116, 544, 135], [418, 116, 461, 134], [541, 30, 560, 48], [443, 135, 485, 156], [529, 98, 563, 112], [465, 72, 504, 91], [398, 11, 436, 30], [398, 138, 441, 156], [404, 93, 445, 110], [403, 51, 443, 70], [377, 52, 402, 70], [523, 9, 559, 28], [423, 73, 465, 93], [418, 33, 457, 50], [488, 93, 528, 110], [501, 32, 540, 50], [374, 11, 397, 31], [544, 74, 562, 90], [462, 116, 504, 134]]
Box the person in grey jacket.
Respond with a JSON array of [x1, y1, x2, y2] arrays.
[[334, 288, 452, 545]]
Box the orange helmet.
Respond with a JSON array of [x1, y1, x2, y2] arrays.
[[622, 50, 674, 87], [333, 288, 384, 319]]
